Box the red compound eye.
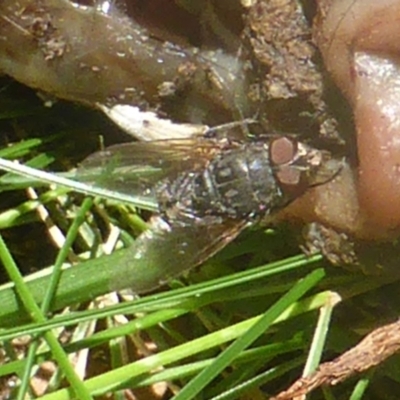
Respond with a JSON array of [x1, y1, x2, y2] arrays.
[[269, 136, 297, 166], [275, 165, 301, 187], [269, 137, 307, 198]]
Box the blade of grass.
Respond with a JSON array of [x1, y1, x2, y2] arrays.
[[0, 153, 55, 192], [0, 138, 43, 158], [349, 371, 374, 400], [0, 157, 158, 210], [204, 332, 304, 398], [0, 288, 335, 351], [0, 307, 190, 378], [208, 358, 306, 400], [130, 341, 304, 391], [42, 197, 95, 313], [302, 291, 341, 377], [17, 197, 94, 399], [0, 253, 321, 326], [37, 269, 325, 400], [0, 187, 70, 229], [171, 268, 325, 400], [0, 247, 138, 325], [0, 235, 93, 400]]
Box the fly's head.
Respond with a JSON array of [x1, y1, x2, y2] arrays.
[[268, 136, 343, 200]]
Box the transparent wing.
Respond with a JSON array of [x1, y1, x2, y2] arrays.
[[109, 216, 247, 293], [76, 138, 227, 200]]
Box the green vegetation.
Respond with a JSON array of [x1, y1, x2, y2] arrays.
[[0, 78, 399, 400]]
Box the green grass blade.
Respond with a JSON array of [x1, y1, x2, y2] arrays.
[[171, 268, 325, 400], [302, 291, 341, 376], [0, 253, 320, 327], [0, 157, 158, 210], [0, 235, 93, 400]]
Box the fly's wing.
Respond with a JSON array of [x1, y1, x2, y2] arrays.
[[109, 216, 247, 293], [76, 138, 228, 202]]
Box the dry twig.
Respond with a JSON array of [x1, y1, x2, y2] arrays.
[[272, 319, 400, 399]]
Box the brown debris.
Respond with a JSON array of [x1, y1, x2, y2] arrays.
[[301, 222, 360, 269], [272, 319, 400, 400], [300, 221, 400, 275], [244, 0, 342, 141], [246, 0, 320, 99], [27, 6, 67, 60]]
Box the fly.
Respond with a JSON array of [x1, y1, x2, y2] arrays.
[[77, 135, 342, 293]]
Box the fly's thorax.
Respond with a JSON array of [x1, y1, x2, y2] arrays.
[[177, 144, 285, 220]]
